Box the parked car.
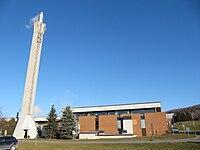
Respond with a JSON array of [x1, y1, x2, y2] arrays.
[[172, 127, 179, 133], [0, 136, 18, 150]]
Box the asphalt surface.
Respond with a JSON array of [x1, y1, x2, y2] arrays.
[[19, 136, 200, 144]]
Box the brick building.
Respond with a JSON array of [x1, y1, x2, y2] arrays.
[[73, 102, 168, 137], [34, 102, 168, 138]]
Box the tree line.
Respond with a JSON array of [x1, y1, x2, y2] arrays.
[[174, 112, 192, 122], [167, 104, 200, 122], [0, 118, 16, 135], [0, 108, 17, 135]]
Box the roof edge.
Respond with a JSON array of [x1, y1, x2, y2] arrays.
[[72, 101, 161, 109]]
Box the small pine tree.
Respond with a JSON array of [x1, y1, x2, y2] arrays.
[[59, 106, 76, 140], [45, 105, 58, 139]]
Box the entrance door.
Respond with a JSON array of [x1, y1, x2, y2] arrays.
[[24, 130, 28, 138], [142, 128, 146, 136]]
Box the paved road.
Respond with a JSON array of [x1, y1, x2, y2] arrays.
[[19, 136, 200, 144]]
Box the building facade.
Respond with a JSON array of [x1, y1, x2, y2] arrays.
[[34, 102, 168, 138], [73, 102, 167, 137]]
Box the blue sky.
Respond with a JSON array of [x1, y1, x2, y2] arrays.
[[0, 0, 200, 117]]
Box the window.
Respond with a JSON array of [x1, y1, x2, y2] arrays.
[[95, 117, 99, 130], [108, 111, 115, 115], [117, 120, 122, 129], [76, 113, 86, 116], [156, 107, 161, 112], [5, 137, 12, 141], [141, 119, 146, 128], [87, 113, 96, 116], [98, 112, 107, 115], [140, 113, 145, 119], [117, 110, 128, 115], [131, 108, 155, 114], [0, 137, 4, 142]]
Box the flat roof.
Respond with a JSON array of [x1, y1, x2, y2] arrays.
[[166, 113, 174, 118], [72, 101, 161, 113]]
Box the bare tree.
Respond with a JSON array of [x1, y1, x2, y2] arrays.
[[193, 110, 200, 121], [0, 108, 3, 118]]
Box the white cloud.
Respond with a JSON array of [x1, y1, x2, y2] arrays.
[[25, 25, 30, 29], [34, 106, 42, 114], [25, 14, 39, 29]]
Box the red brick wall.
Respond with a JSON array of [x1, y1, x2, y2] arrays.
[[145, 112, 167, 136], [98, 115, 118, 134], [79, 116, 96, 132]]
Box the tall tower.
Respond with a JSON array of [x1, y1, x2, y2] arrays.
[[13, 12, 46, 139]]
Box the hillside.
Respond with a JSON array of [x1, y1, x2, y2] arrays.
[[166, 104, 200, 121]]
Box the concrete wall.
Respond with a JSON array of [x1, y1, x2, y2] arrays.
[[79, 133, 96, 139], [98, 115, 118, 134], [145, 112, 167, 136], [79, 116, 96, 132], [79, 133, 136, 139]]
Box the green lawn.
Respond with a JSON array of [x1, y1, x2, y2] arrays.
[[18, 134, 199, 150], [18, 143, 200, 150], [131, 134, 195, 140], [80, 134, 195, 141], [31, 134, 195, 142], [169, 121, 200, 131]]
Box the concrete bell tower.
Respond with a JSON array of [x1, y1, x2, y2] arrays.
[[13, 12, 46, 139]]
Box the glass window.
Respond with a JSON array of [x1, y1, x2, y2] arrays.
[[99, 112, 107, 115], [140, 113, 145, 119], [81, 111, 109, 116], [144, 109, 155, 113], [0, 137, 4, 142], [131, 108, 155, 114], [141, 119, 146, 128], [117, 110, 128, 115], [117, 120, 122, 129], [131, 110, 139, 114], [76, 113, 86, 116], [5, 137, 11, 141], [87, 113, 96, 116], [95, 118, 99, 130], [108, 111, 115, 115]]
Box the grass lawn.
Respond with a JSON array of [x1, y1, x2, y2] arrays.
[[169, 121, 200, 131], [81, 134, 196, 141], [18, 143, 200, 150], [35, 134, 195, 142], [131, 133, 195, 140]]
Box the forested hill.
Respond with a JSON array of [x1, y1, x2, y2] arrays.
[[166, 104, 200, 121]]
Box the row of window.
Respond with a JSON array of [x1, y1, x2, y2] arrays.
[[74, 108, 156, 117]]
